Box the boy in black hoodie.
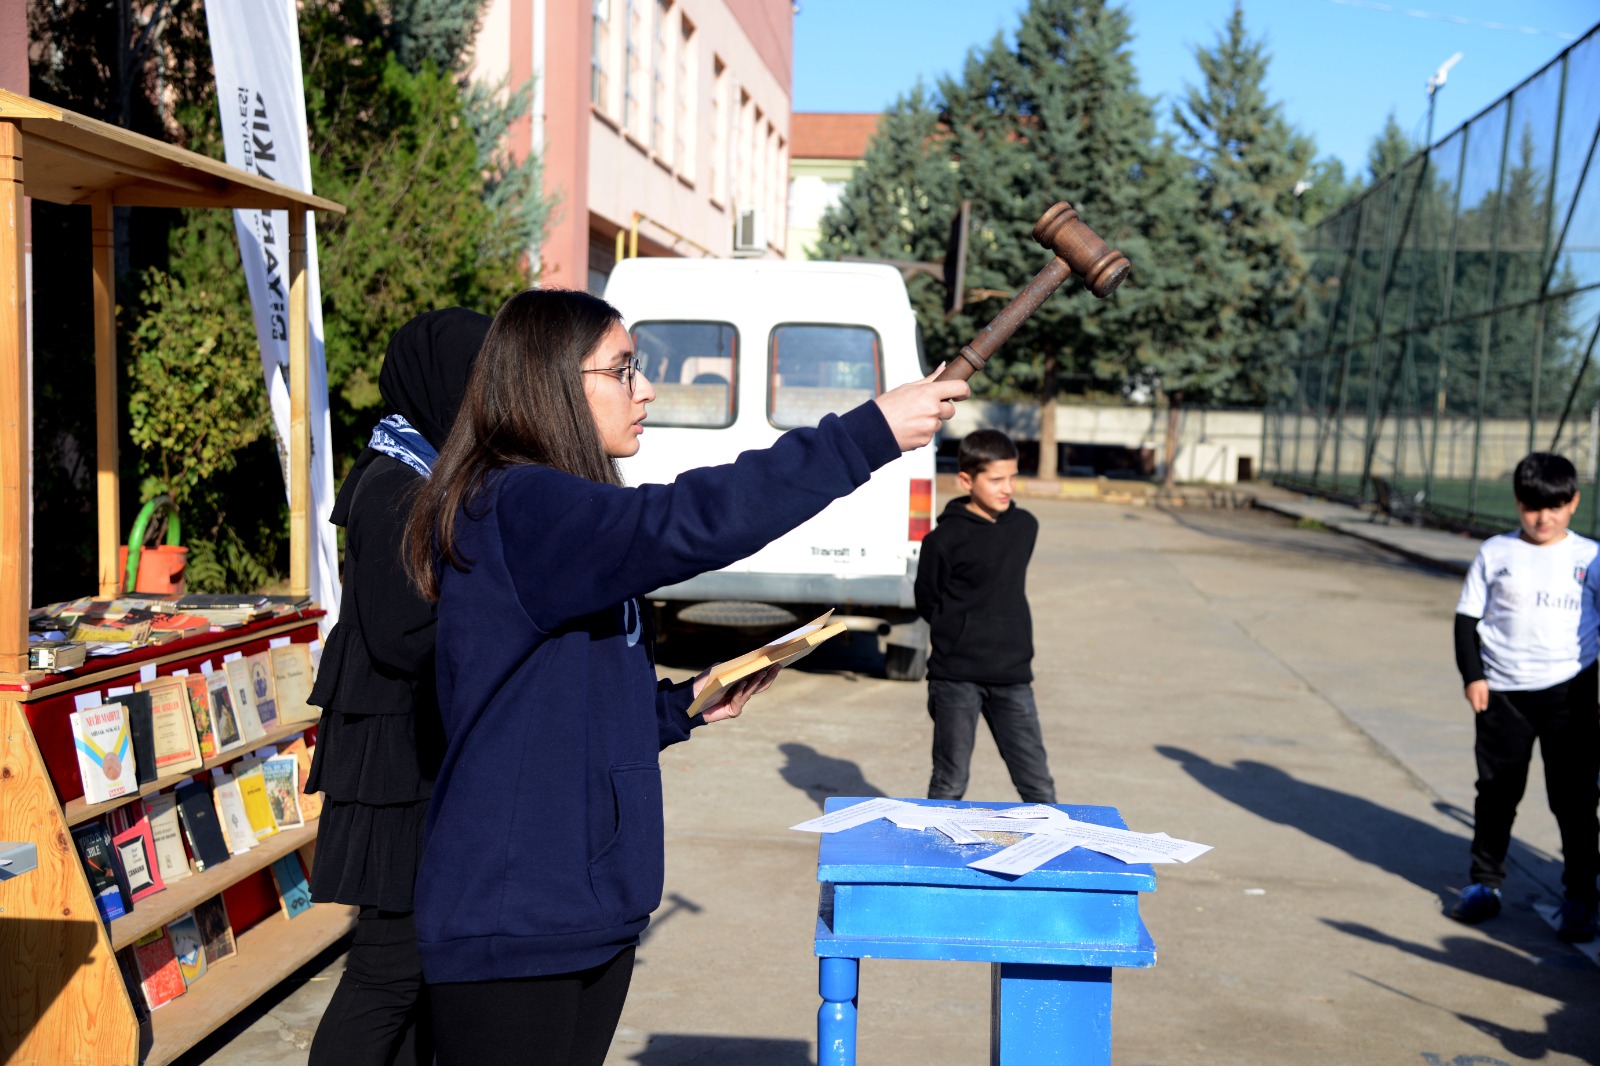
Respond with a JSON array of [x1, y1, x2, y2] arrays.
[[914, 430, 1056, 803]]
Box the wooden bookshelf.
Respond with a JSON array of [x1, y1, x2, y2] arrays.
[[141, 901, 356, 1066], [109, 821, 321, 951], [64, 719, 323, 828]]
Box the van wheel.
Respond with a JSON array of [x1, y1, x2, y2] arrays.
[[884, 641, 928, 682]]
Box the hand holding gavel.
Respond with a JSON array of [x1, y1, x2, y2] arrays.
[[937, 202, 1130, 384]]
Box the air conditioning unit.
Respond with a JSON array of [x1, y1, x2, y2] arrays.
[[733, 207, 766, 255]]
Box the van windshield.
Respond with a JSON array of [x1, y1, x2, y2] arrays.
[[631, 321, 738, 428], [768, 324, 883, 429]]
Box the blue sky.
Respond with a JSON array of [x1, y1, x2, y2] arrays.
[[792, 0, 1597, 180]]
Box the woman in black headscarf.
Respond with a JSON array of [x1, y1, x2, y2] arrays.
[[306, 307, 491, 1066]]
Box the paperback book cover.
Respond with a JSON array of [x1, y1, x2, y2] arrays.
[[192, 895, 237, 965], [138, 676, 204, 776], [206, 670, 247, 755], [211, 774, 258, 854], [233, 761, 279, 840], [174, 779, 231, 872], [279, 736, 323, 821], [224, 657, 265, 742], [269, 853, 314, 919], [246, 650, 280, 732], [111, 820, 165, 904], [69, 703, 137, 804], [131, 926, 186, 1010], [70, 821, 126, 923], [262, 755, 305, 830], [183, 673, 217, 760], [118, 690, 160, 785], [683, 610, 848, 717], [143, 792, 192, 884], [271, 642, 320, 724], [166, 911, 207, 986]]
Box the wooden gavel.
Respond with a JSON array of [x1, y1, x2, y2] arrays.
[[938, 202, 1130, 383]]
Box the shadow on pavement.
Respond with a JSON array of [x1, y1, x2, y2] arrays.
[[621, 1034, 812, 1064], [1156, 745, 1464, 900], [1327, 920, 1600, 1065], [778, 742, 888, 809]]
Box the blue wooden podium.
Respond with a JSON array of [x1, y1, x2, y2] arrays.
[[812, 798, 1157, 1065]]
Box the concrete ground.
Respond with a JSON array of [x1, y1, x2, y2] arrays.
[[175, 498, 1600, 1066]]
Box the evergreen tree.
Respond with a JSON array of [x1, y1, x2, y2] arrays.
[[937, 0, 1195, 477], [1165, 0, 1311, 452], [24, 0, 548, 595], [1367, 110, 1417, 184], [814, 85, 962, 365]]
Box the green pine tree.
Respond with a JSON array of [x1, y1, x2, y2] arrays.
[[1164, 0, 1312, 468]]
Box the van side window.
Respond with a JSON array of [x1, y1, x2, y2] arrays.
[[768, 324, 884, 429], [631, 321, 739, 428]]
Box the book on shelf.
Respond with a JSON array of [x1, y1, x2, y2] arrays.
[[70, 821, 126, 923], [170, 593, 270, 610], [144, 791, 192, 885], [210, 773, 258, 855], [174, 779, 232, 873], [182, 673, 217, 760], [148, 612, 213, 640], [246, 650, 280, 732], [114, 947, 154, 1032], [271, 642, 320, 724], [69, 702, 137, 804], [27, 638, 86, 671], [166, 911, 207, 987], [130, 927, 186, 1010], [111, 818, 165, 905], [261, 755, 305, 830], [233, 760, 280, 841], [137, 676, 204, 776], [269, 853, 314, 919], [224, 657, 267, 742], [279, 736, 323, 821], [205, 669, 247, 756], [192, 894, 236, 965], [683, 610, 849, 718], [117, 690, 160, 786]]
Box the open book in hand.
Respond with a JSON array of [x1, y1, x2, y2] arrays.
[[684, 610, 848, 718]]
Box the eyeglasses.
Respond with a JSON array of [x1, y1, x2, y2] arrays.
[[581, 359, 639, 395]]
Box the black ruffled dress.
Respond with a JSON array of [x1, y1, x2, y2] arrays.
[[306, 454, 443, 912]]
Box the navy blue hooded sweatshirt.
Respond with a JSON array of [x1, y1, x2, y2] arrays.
[[415, 402, 899, 983]]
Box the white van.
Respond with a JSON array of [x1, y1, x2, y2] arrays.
[[604, 257, 936, 680]]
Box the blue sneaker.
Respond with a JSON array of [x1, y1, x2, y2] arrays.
[[1556, 899, 1596, 943], [1449, 883, 1502, 924]]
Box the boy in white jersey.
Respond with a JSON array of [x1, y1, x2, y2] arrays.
[[1452, 452, 1600, 942]]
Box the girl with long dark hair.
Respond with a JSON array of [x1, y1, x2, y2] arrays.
[[404, 288, 965, 1065]]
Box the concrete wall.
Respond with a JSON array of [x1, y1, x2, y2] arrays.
[[946, 402, 1266, 484]]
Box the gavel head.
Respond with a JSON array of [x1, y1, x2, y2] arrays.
[[1033, 202, 1130, 299]]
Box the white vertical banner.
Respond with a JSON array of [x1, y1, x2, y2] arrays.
[[204, 0, 340, 627]]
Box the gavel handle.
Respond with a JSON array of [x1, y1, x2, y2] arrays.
[[937, 258, 1073, 382]]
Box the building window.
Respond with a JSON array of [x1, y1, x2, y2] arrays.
[[676, 15, 696, 175], [624, 0, 644, 135], [591, 0, 611, 109], [652, 0, 671, 156], [710, 57, 727, 201]]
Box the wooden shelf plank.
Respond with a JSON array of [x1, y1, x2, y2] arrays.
[[1, 615, 322, 696], [109, 819, 321, 950], [140, 901, 356, 1066], [64, 717, 323, 827]]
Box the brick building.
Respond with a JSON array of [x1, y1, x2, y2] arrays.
[[475, 0, 794, 292]]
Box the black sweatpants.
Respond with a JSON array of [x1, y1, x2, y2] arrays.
[[309, 908, 429, 1066], [430, 945, 636, 1066], [1471, 662, 1600, 904]]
